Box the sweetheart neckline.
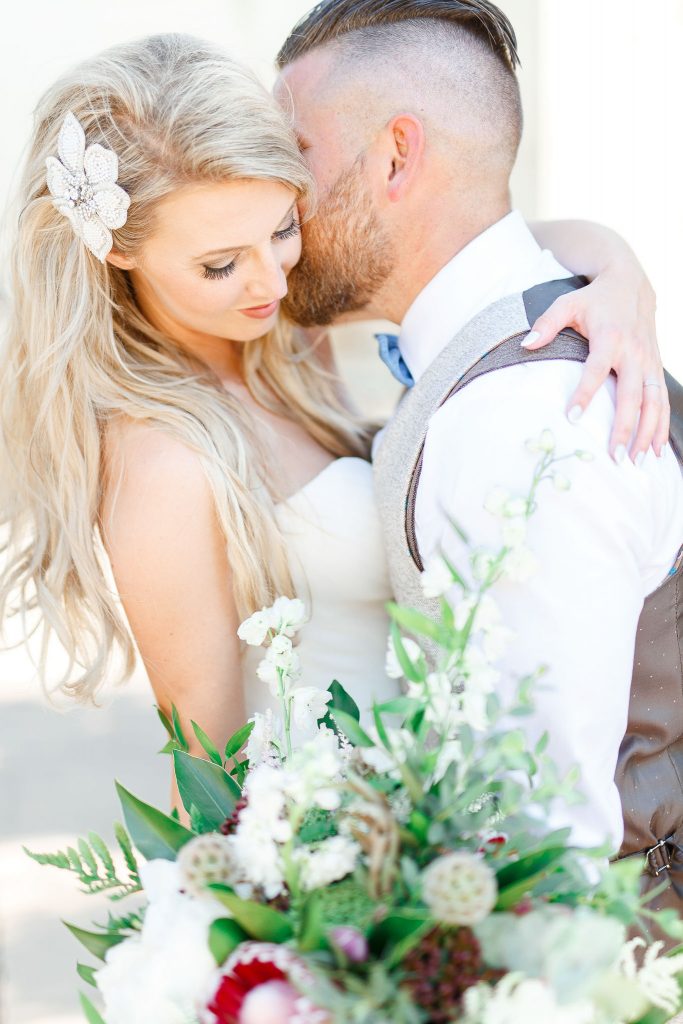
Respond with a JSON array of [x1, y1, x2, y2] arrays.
[[277, 456, 370, 508]]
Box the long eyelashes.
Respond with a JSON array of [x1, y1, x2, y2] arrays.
[[201, 219, 301, 280]]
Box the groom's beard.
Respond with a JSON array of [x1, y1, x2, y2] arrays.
[[282, 155, 395, 327]]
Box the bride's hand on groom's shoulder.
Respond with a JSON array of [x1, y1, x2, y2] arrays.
[[525, 260, 668, 464]]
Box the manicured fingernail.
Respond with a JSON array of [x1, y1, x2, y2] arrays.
[[614, 444, 627, 465], [634, 451, 645, 468], [521, 331, 541, 349], [659, 443, 669, 459], [567, 405, 583, 424]]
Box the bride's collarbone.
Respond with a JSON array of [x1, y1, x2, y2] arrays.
[[220, 383, 336, 500]]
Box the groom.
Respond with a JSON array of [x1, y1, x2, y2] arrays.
[[276, 0, 683, 902]]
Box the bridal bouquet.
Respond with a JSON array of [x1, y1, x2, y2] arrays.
[[27, 433, 683, 1024]]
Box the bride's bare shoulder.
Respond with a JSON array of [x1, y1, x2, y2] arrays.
[[100, 415, 212, 545]]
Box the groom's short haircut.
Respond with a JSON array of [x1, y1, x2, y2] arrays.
[[277, 0, 519, 74], [277, 0, 523, 174]]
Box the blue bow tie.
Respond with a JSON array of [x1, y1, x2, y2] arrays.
[[374, 332, 414, 388]]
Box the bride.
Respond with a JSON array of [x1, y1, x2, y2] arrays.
[[0, 33, 665, 766]]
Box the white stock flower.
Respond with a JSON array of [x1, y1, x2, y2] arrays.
[[268, 596, 308, 636], [421, 556, 454, 598], [385, 633, 422, 679], [483, 486, 511, 518], [295, 835, 361, 892], [501, 543, 538, 583], [97, 859, 221, 1024], [539, 429, 556, 452], [503, 497, 529, 519], [284, 727, 345, 810], [501, 518, 527, 548], [245, 710, 280, 766], [238, 609, 271, 647], [471, 549, 497, 582], [46, 112, 130, 262], [290, 686, 332, 731], [421, 851, 497, 926], [454, 593, 501, 634], [229, 763, 291, 898]]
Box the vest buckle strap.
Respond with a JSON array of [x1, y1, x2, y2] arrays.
[[646, 837, 674, 877]]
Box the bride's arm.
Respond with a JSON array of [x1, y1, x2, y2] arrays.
[[101, 420, 247, 821], [527, 219, 669, 461]]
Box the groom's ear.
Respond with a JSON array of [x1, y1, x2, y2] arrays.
[[384, 114, 425, 203]]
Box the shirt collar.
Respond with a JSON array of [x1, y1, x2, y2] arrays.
[[399, 210, 547, 384]]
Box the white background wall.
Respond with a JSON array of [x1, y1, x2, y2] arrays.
[[1, 3, 682, 1023]]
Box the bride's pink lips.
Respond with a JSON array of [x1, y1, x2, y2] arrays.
[[239, 299, 280, 319]]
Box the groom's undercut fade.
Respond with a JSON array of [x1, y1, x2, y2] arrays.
[[277, 0, 523, 174], [276, 0, 520, 74]]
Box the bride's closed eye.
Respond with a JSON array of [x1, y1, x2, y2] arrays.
[[201, 216, 301, 280]]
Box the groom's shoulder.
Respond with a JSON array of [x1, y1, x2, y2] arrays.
[[430, 356, 615, 450]]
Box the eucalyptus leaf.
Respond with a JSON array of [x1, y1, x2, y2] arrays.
[[64, 922, 126, 962], [115, 781, 194, 860], [208, 884, 293, 942], [76, 963, 98, 988], [80, 993, 106, 1024], [173, 750, 239, 829]]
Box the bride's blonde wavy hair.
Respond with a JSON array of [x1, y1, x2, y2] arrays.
[[0, 33, 372, 703]]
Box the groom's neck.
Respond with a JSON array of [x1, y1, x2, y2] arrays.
[[365, 192, 512, 326]]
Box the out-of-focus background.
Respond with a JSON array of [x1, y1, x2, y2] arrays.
[[0, 2, 681, 1022]]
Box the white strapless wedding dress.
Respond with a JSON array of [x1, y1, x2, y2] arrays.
[[243, 457, 400, 725]]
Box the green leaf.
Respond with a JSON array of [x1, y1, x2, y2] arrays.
[[495, 847, 569, 910], [80, 992, 106, 1024], [67, 846, 84, 874], [88, 833, 116, 878], [173, 750, 239, 829], [387, 603, 451, 647], [389, 620, 424, 683], [372, 703, 392, 751], [298, 891, 325, 952], [330, 708, 374, 748], [209, 884, 293, 942], [374, 696, 421, 717], [369, 908, 432, 965], [76, 963, 98, 988], [224, 721, 255, 761], [65, 922, 126, 962], [191, 721, 223, 766], [171, 704, 190, 752], [208, 917, 248, 965], [23, 845, 71, 870], [115, 781, 194, 860], [78, 838, 98, 878], [113, 822, 139, 879], [318, 680, 361, 734]]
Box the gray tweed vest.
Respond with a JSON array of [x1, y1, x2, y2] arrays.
[[374, 277, 683, 907]]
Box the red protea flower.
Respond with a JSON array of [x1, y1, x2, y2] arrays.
[[205, 942, 329, 1024]]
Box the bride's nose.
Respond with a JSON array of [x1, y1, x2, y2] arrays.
[[244, 245, 288, 303]]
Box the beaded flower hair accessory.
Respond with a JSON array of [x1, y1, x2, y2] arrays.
[[45, 111, 130, 262]]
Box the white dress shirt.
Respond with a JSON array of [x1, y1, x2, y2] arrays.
[[393, 211, 683, 850]]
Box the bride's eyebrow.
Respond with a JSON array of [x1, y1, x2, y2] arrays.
[[196, 202, 297, 261]]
